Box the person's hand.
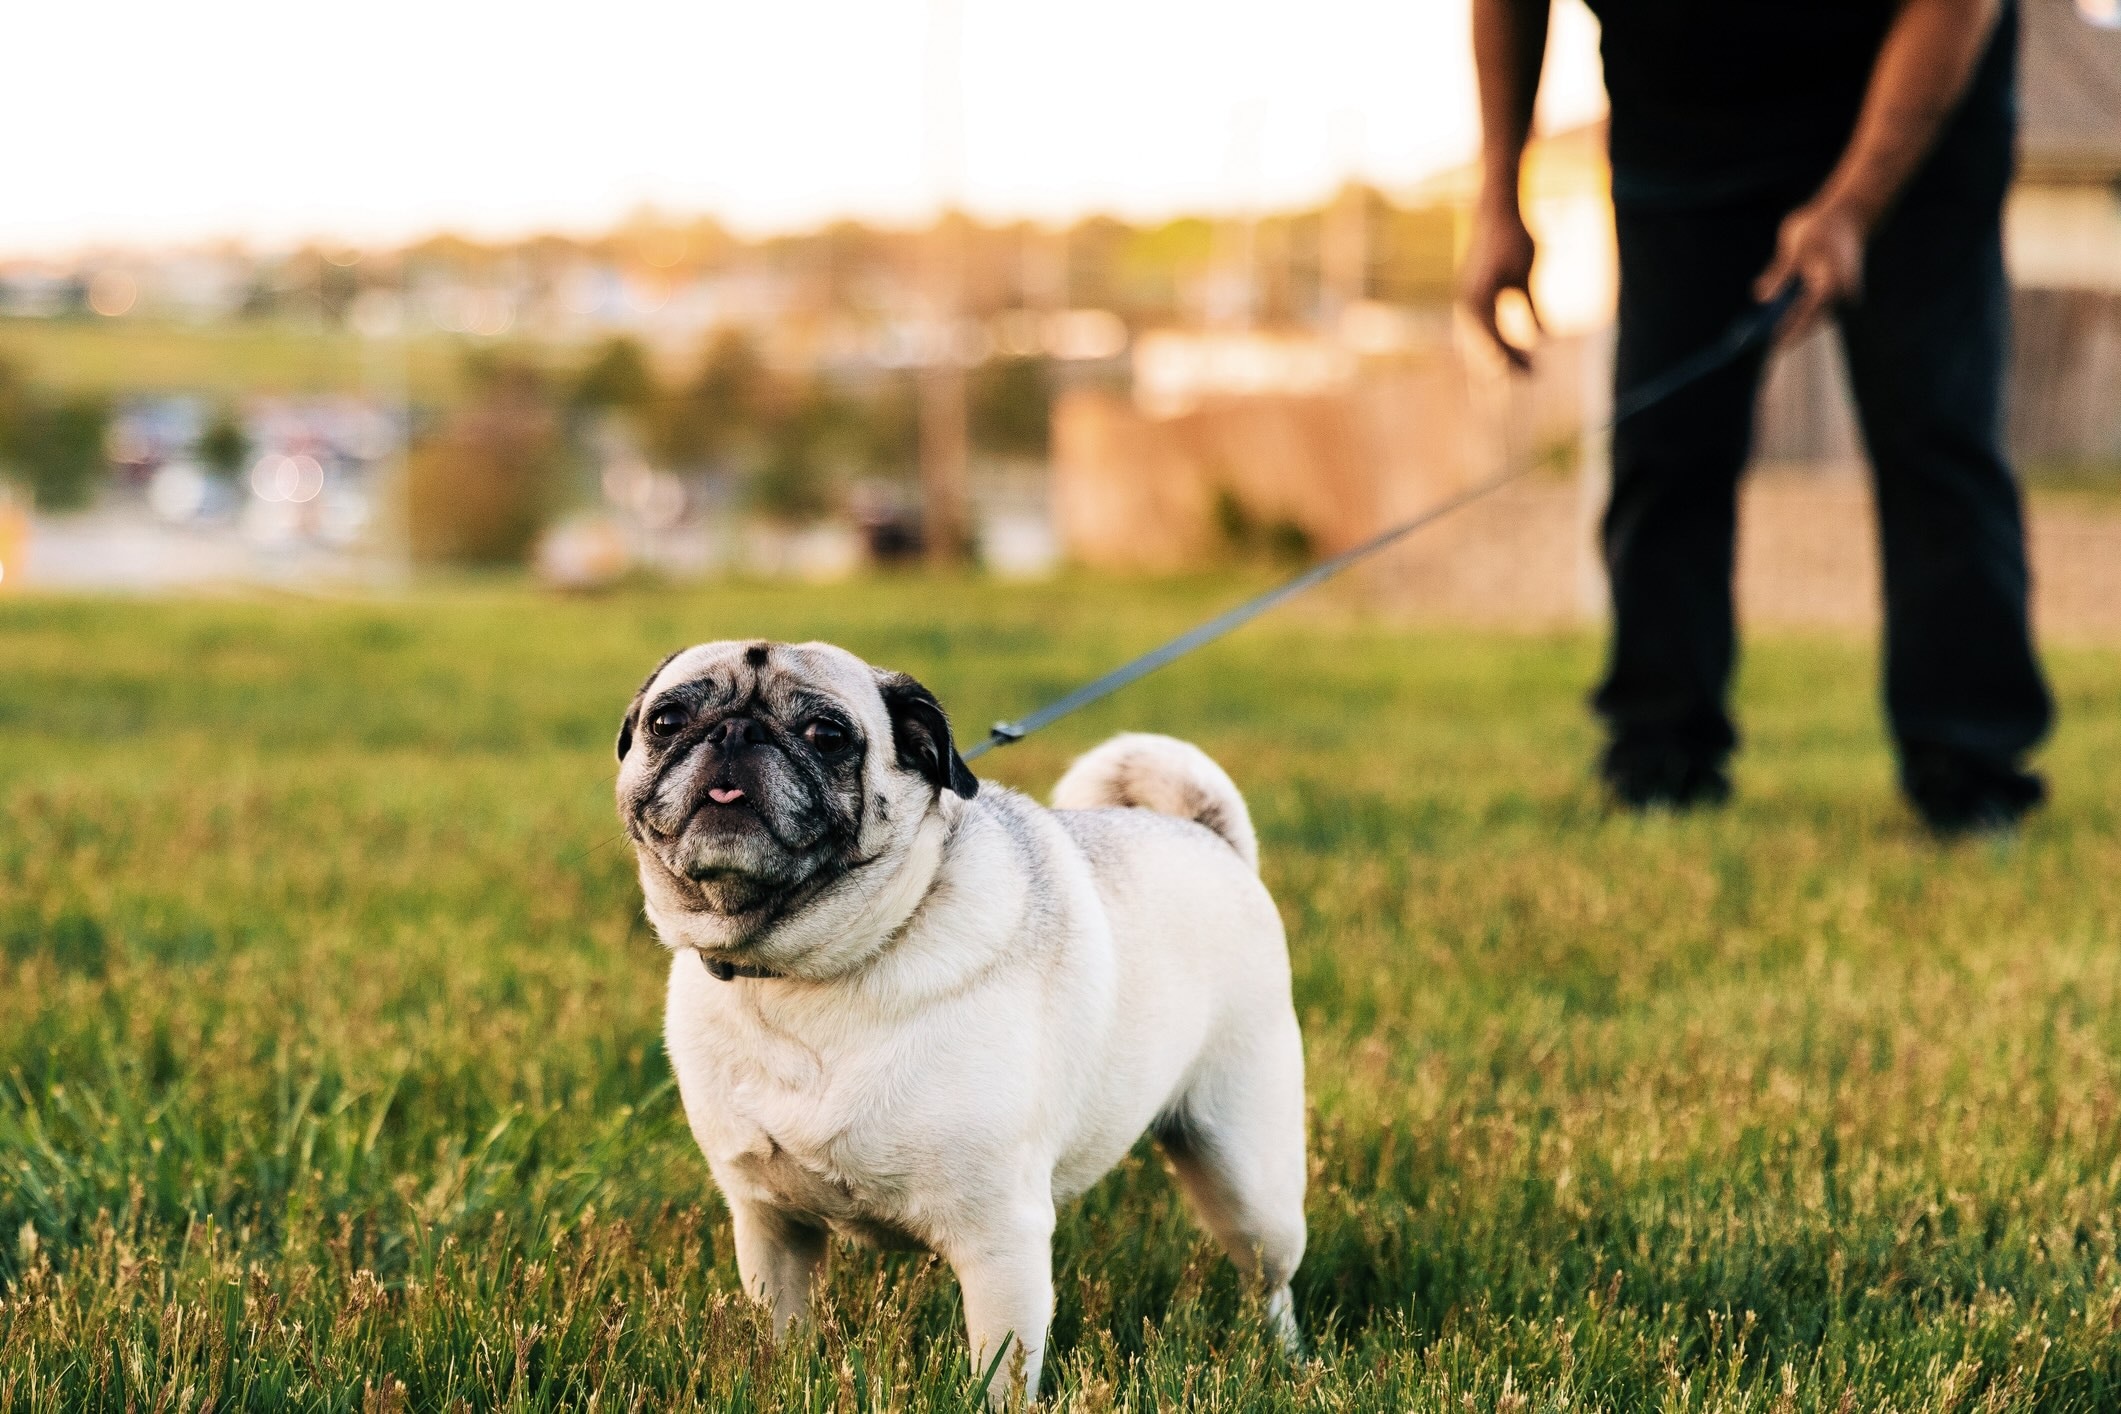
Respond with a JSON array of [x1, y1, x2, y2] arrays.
[[1755, 194, 1870, 343], [1459, 196, 1542, 370]]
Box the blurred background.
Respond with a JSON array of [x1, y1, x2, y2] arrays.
[[0, 0, 2116, 635]]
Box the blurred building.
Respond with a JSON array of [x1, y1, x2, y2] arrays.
[[1753, 0, 2121, 466], [2004, 0, 2121, 466]]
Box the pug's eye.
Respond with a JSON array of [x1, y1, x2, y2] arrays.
[[646, 704, 690, 739], [803, 719, 852, 754]]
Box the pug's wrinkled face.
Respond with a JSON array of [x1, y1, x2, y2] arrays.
[[616, 640, 975, 961]]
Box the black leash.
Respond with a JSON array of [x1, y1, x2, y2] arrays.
[[962, 287, 1798, 763]]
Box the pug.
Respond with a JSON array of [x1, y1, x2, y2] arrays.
[[616, 640, 1306, 1406]]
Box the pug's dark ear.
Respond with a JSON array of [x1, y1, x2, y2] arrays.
[[877, 671, 977, 799], [619, 650, 682, 762]]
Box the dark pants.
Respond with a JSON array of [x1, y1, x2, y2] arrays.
[[1593, 174, 2053, 779]]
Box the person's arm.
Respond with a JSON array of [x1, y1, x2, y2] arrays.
[[1461, 0, 1552, 369], [1756, 0, 2005, 339]]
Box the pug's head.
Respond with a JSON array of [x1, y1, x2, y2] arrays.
[[616, 640, 976, 975]]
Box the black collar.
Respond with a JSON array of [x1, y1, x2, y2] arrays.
[[699, 952, 783, 982]]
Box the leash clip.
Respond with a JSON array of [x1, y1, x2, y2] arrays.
[[987, 721, 1027, 745]]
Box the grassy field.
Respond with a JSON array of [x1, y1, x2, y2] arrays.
[[0, 320, 481, 403], [3, 580, 2119, 1411]]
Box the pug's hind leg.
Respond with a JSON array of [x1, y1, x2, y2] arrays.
[[730, 1198, 828, 1338], [1154, 1023, 1308, 1353]]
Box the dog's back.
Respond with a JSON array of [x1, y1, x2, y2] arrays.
[[1050, 732, 1258, 871]]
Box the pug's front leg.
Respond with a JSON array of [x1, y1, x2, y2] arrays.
[[948, 1199, 1056, 1409], [729, 1198, 827, 1338]]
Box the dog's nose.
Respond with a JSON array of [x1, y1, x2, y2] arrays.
[[705, 716, 769, 750]]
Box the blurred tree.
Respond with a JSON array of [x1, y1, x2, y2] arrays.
[[857, 374, 920, 479], [197, 407, 249, 478], [657, 329, 768, 469], [1121, 218, 1216, 319], [1063, 217, 1132, 313], [751, 389, 861, 523], [1371, 206, 1458, 306], [405, 355, 563, 564], [13, 400, 108, 512], [0, 360, 109, 511], [236, 277, 277, 321], [572, 337, 658, 415], [815, 220, 892, 312], [0, 360, 24, 456], [318, 260, 361, 326], [1212, 488, 1314, 567], [969, 357, 1052, 460]]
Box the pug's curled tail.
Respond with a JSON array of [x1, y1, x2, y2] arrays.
[[1052, 732, 1258, 872]]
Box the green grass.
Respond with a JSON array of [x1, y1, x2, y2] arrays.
[[2021, 462, 2121, 510], [0, 319, 490, 403], [2, 579, 2119, 1411]]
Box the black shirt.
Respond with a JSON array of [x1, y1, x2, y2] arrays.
[[1582, 0, 2018, 208]]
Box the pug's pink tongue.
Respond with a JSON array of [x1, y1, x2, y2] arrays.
[[709, 787, 745, 804]]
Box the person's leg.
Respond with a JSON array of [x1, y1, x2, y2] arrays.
[[1837, 178, 2054, 832], [1595, 197, 1782, 807]]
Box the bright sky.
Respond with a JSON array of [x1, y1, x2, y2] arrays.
[[1, 0, 1604, 256]]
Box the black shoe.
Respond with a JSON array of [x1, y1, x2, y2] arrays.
[[1599, 741, 1732, 813], [1901, 745, 2045, 837]]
